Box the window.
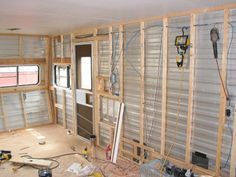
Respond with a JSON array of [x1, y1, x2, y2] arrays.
[[80, 57, 92, 90], [0, 65, 39, 87], [54, 65, 70, 88]]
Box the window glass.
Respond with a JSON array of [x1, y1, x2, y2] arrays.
[[0, 66, 17, 87], [55, 65, 70, 88], [19, 66, 39, 85], [0, 65, 39, 87], [81, 57, 92, 90]]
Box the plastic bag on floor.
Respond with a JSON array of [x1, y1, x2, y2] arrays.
[[77, 164, 98, 177]]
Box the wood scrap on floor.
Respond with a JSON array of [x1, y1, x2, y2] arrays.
[[10, 157, 52, 167]]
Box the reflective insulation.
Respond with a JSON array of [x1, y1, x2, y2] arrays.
[[98, 28, 110, 77], [54, 37, 61, 58], [165, 16, 190, 161], [56, 89, 63, 125], [23, 36, 46, 58], [99, 124, 110, 147], [63, 35, 71, 58], [66, 90, 73, 130], [0, 35, 19, 58], [220, 9, 236, 176], [111, 27, 120, 95], [2, 93, 25, 130], [192, 11, 224, 170], [143, 21, 163, 152], [23, 90, 49, 125], [123, 23, 141, 141], [0, 96, 4, 131], [100, 96, 120, 124]]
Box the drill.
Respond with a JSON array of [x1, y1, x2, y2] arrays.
[[0, 150, 12, 162]]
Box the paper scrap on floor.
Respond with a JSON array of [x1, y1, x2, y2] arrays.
[[67, 163, 83, 175]]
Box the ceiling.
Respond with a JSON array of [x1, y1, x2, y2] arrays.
[[0, 0, 235, 35]]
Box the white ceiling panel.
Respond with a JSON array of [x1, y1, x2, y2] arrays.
[[0, 0, 235, 34]]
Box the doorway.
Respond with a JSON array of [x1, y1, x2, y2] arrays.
[[75, 44, 93, 140]]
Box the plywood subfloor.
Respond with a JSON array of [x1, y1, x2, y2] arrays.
[[0, 124, 139, 177]]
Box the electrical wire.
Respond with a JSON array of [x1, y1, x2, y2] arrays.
[[110, 24, 164, 77], [160, 67, 185, 177], [144, 27, 163, 145]]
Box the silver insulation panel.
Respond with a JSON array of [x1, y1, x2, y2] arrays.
[[123, 24, 141, 141], [98, 40, 110, 77], [23, 90, 49, 125], [0, 35, 46, 59], [144, 21, 163, 152], [192, 11, 224, 170], [0, 35, 19, 58], [23, 36, 46, 58], [165, 16, 190, 161], [63, 35, 71, 58], [55, 88, 74, 130], [66, 90, 73, 130], [0, 90, 49, 132], [220, 9, 236, 176], [3, 93, 25, 130]]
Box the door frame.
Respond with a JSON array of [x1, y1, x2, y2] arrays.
[[73, 42, 95, 141]]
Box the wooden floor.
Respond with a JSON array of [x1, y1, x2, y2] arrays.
[[0, 124, 139, 177]]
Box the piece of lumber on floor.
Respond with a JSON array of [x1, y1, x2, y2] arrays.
[[10, 157, 52, 167]]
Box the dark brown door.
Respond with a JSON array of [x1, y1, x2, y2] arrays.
[[75, 44, 93, 139]]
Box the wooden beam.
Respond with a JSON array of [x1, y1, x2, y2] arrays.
[[0, 94, 7, 130], [118, 24, 124, 158], [119, 25, 124, 102], [45, 90, 53, 124], [0, 86, 47, 94], [73, 35, 109, 43], [60, 35, 64, 61], [185, 13, 196, 163], [140, 22, 145, 149], [19, 36, 23, 58], [52, 88, 58, 124], [93, 28, 100, 145], [62, 89, 67, 128], [230, 106, 236, 177], [161, 18, 168, 156], [108, 26, 113, 94], [70, 33, 78, 134], [215, 9, 229, 175], [20, 92, 28, 128], [0, 58, 46, 65]]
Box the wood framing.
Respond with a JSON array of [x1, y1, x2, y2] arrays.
[[0, 58, 46, 65], [0, 94, 7, 130], [20, 92, 28, 128], [93, 28, 100, 146], [119, 25, 124, 102], [108, 26, 113, 94], [161, 18, 168, 156], [70, 33, 78, 134], [215, 9, 229, 175], [62, 89, 66, 128], [185, 13, 196, 163], [139, 21, 145, 162]]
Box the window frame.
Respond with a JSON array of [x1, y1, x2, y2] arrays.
[[0, 65, 40, 88], [54, 65, 71, 88]]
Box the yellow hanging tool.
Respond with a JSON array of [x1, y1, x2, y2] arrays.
[[175, 27, 190, 68]]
